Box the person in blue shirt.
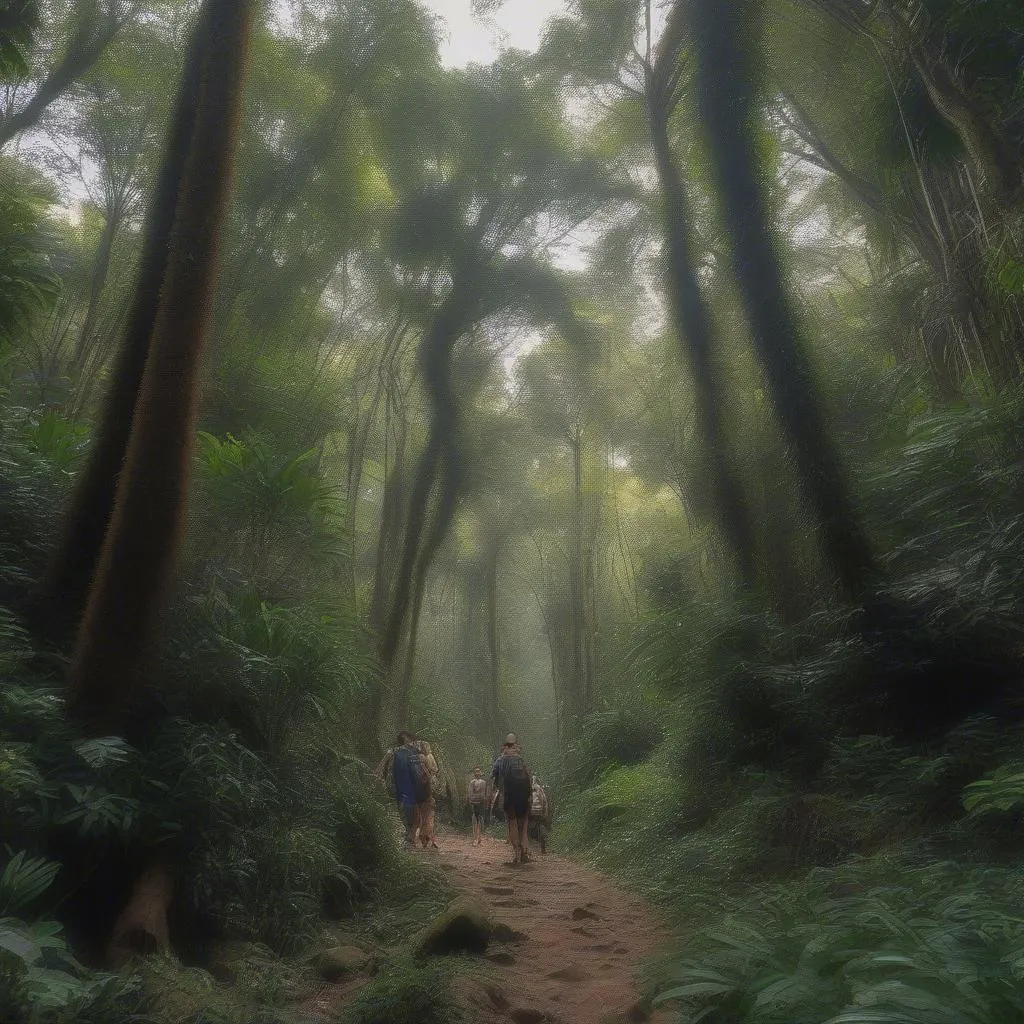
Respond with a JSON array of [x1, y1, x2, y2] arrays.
[[384, 731, 427, 847]]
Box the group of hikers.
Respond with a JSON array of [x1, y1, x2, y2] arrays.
[[376, 730, 552, 865], [468, 733, 552, 863]]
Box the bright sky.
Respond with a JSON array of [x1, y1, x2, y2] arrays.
[[421, 0, 565, 67]]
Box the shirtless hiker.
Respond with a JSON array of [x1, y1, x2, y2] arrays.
[[491, 738, 532, 865], [467, 766, 487, 845]]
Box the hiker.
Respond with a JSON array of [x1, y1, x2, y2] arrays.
[[467, 765, 488, 846], [491, 737, 532, 865], [387, 731, 430, 847], [418, 739, 440, 850], [529, 776, 551, 854], [494, 733, 518, 844]]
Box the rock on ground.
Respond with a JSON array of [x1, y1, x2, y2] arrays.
[[416, 895, 492, 956]]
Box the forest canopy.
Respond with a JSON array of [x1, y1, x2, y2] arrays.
[[1, 0, 1024, 1021]]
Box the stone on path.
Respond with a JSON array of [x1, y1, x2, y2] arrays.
[[417, 896, 491, 956]]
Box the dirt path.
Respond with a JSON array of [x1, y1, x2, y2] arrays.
[[436, 833, 674, 1024]]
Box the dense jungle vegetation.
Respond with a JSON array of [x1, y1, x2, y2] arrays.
[[1, 0, 1024, 1021]]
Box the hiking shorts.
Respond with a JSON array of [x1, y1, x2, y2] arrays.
[[470, 803, 485, 822], [503, 781, 530, 818]]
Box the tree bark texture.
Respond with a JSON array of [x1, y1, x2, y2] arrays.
[[34, 6, 212, 641], [67, 0, 256, 728]]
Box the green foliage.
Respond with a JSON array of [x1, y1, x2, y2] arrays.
[[0, 160, 60, 338], [0, 1, 39, 79], [0, 405, 85, 589], [0, 850, 144, 1023], [338, 957, 461, 1024], [655, 862, 1024, 1024], [161, 719, 392, 953], [179, 589, 374, 761], [561, 700, 665, 790], [962, 764, 1024, 817], [137, 954, 301, 1024], [194, 432, 347, 593]]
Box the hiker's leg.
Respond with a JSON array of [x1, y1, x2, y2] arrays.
[[519, 814, 530, 859], [418, 802, 430, 847], [508, 813, 520, 862], [400, 802, 415, 845], [428, 798, 438, 847]]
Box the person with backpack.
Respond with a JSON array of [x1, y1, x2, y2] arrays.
[[491, 738, 532, 865], [528, 776, 550, 854], [467, 765, 488, 846], [388, 731, 430, 847], [417, 739, 441, 850]]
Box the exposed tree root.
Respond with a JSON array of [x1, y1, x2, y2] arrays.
[[106, 861, 174, 968]]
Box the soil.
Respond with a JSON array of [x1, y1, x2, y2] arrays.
[[305, 832, 675, 1024], [438, 833, 675, 1024]]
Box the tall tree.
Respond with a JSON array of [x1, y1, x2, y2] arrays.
[[690, 0, 876, 599], [67, 0, 256, 728], [366, 59, 614, 744], [540, 0, 758, 586], [31, 1, 210, 639]]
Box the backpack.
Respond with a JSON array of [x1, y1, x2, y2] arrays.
[[394, 745, 430, 804], [503, 754, 530, 789], [530, 783, 545, 814]]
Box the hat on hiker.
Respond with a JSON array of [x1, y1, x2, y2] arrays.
[[504, 733, 517, 746]]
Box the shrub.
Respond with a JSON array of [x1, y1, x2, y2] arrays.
[[339, 958, 461, 1024], [655, 860, 1024, 1024]]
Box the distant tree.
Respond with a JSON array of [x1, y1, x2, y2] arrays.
[[0, 0, 141, 148], [539, 0, 758, 587]]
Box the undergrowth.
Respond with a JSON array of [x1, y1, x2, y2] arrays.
[[557, 382, 1024, 1022], [338, 957, 461, 1024], [0, 416, 431, 1023]]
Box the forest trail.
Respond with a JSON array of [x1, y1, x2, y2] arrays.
[[435, 833, 674, 1024]]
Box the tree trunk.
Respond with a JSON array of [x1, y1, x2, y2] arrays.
[[691, 0, 876, 601], [568, 429, 586, 721], [385, 447, 462, 735], [485, 544, 502, 735], [369, 401, 408, 635], [344, 319, 409, 603], [67, 0, 255, 729], [379, 290, 467, 672], [106, 861, 173, 968], [32, 6, 212, 642], [646, 96, 757, 588]]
